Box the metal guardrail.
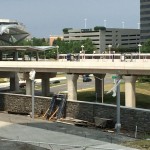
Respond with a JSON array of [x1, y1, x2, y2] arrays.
[[58, 53, 150, 62]]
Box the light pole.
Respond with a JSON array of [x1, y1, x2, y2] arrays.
[[93, 51, 96, 59], [122, 21, 125, 28], [137, 23, 140, 29], [81, 45, 84, 59], [56, 45, 59, 60], [29, 69, 36, 120], [108, 44, 112, 59], [115, 75, 121, 134], [138, 44, 142, 59], [104, 19, 107, 27], [84, 18, 87, 29]]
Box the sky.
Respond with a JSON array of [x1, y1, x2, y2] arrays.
[[0, 0, 140, 38]]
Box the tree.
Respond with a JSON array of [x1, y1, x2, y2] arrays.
[[53, 38, 96, 54], [141, 39, 150, 53]]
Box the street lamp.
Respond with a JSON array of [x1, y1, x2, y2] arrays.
[[56, 45, 59, 60], [93, 51, 96, 59], [104, 19, 107, 27], [108, 44, 112, 59], [122, 21, 125, 28], [84, 18, 87, 29], [81, 45, 84, 59], [29, 69, 36, 120], [138, 43, 142, 59]]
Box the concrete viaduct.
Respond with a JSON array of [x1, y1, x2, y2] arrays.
[[0, 53, 150, 108]]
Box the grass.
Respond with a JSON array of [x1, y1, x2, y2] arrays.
[[0, 78, 8, 83], [77, 82, 150, 109], [123, 140, 150, 150]]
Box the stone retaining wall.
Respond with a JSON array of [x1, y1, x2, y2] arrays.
[[0, 93, 149, 132]]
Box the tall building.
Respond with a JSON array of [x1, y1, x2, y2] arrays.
[[63, 27, 140, 53], [140, 0, 150, 43]]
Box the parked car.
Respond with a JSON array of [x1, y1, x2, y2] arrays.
[[19, 83, 26, 88], [50, 80, 60, 84]]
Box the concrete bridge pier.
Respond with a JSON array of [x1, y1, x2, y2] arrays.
[[41, 74, 50, 97], [123, 75, 137, 108], [26, 77, 32, 95], [23, 72, 56, 96], [94, 74, 106, 102], [0, 52, 2, 61], [66, 73, 79, 100], [13, 51, 18, 61], [10, 73, 20, 92]]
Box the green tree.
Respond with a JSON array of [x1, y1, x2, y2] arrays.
[[53, 38, 96, 54], [141, 39, 150, 53]]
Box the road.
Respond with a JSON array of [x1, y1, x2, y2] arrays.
[[0, 74, 113, 96]]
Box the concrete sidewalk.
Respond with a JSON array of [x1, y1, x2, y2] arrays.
[[0, 113, 138, 150]]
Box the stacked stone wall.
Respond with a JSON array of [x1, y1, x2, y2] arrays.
[[0, 93, 149, 132]]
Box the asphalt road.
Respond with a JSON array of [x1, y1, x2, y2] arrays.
[[0, 74, 113, 96]]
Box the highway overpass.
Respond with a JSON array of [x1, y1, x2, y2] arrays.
[[0, 53, 149, 108]]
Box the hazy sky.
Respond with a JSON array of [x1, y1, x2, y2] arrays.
[[0, 0, 140, 38]]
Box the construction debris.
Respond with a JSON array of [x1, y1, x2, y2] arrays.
[[43, 94, 67, 120]]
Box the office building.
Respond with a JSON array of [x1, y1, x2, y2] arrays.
[[140, 0, 150, 43], [63, 27, 140, 53]]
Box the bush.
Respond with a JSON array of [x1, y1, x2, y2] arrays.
[[63, 28, 72, 33], [94, 26, 106, 31]]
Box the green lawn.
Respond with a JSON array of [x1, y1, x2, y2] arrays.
[[77, 82, 150, 109], [123, 140, 150, 150]]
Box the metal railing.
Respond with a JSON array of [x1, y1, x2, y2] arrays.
[[58, 53, 150, 62]]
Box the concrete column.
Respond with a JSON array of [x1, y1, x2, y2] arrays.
[[123, 76, 137, 108], [13, 51, 18, 61], [94, 74, 106, 102], [66, 74, 79, 100], [36, 51, 39, 61], [0, 52, 2, 61], [41, 74, 50, 97], [26, 78, 32, 95], [10, 73, 19, 92]]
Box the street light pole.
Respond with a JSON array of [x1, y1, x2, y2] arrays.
[[108, 44, 112, 59], [29, 69, 36, 120], [93, 51, 96, 59], [138, 44, 142, 59], [115, 75, 121, 134], [56, 45, 59, 60], [81, 45, 84, 59], [84, 18, 87, 29], [122, 21, 125, 28], [104, 19, 107, 27]]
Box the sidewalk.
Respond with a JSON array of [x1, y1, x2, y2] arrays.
[[0, 113, 138, 150]]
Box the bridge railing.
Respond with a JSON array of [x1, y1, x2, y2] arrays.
[[58, 53, 150, 62]]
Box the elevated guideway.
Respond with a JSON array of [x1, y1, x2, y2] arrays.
[[0, 59, 149, 75], [0, 53, 149, 108]]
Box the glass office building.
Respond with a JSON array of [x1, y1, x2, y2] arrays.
[[140, 0, 150, 42]]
